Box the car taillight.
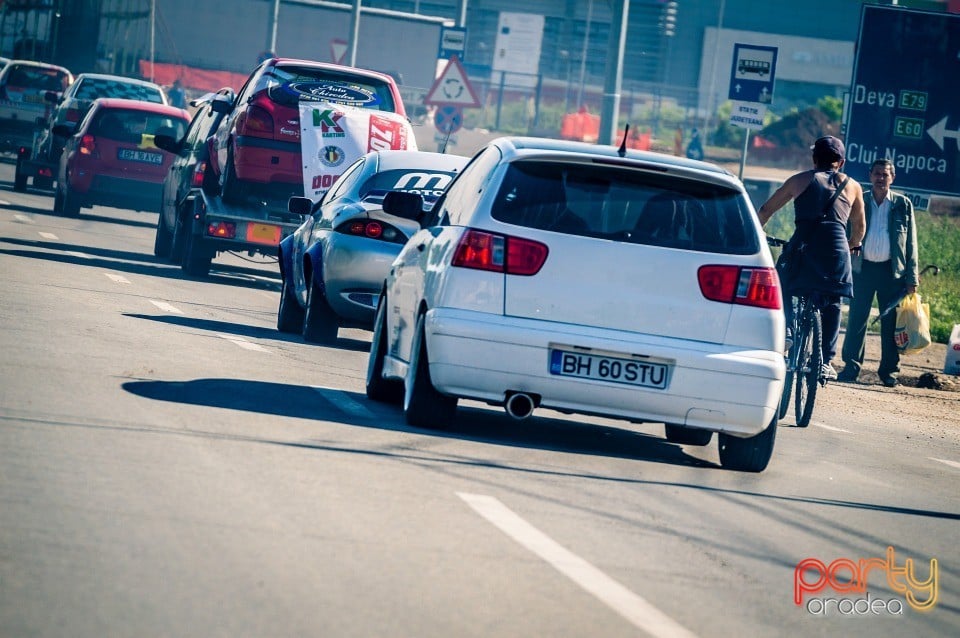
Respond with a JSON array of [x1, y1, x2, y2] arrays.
[[336, 219, 405, 244], [191, 161, 206, 188], [206, 220, 236, 239], [79, 134, 97, 157], [242, 105, 274, 136], [452, 229, 549, 276], [698, 265, 781, 309], [65, 108, 80, 122]]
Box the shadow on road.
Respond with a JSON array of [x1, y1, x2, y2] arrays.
[[119, 377, 960, 527], [123, 313, 370, 352], [0, 237, 280, 291], [0, 197, 157, 229], [121, 377, 710, 471]]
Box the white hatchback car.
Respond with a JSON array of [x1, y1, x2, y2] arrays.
[[366, 137, 786, 472]]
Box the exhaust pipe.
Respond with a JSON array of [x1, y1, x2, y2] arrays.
[[505, 392, 536, 420]]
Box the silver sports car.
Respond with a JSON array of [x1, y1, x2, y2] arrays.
[[277, 149, 468, 344]]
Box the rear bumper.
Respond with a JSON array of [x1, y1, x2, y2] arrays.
[[234, 135, 302, 185], [0, 118, 37, 152], [322, 234, 404, 324], [422, 308, 784, 436], [78, 175, 163, 212]]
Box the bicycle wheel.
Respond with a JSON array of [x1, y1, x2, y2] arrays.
[[778, 297, 798, 420], [794, 306, 822, 427]]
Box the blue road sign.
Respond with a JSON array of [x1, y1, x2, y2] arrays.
[[728, 43, 778, 104], [845, 6, 960, 197], [438, 26, 467, 62], [434, 105, 463, 135]]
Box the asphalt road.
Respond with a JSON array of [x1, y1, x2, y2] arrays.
[[1, 161, 958, 638]]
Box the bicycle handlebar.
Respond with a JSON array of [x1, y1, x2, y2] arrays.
[[766, 236, 788, 247]]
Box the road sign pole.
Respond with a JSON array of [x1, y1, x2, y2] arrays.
[[739, 129, 750, 181]]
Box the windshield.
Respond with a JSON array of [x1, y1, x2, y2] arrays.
[[258, 64, 396, 112], [92, 108, 188, 144], [2, 64, 69, 92], [75, 79, 164, 104], [491, 160, 760, 255]]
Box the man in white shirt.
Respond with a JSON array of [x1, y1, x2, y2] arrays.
[[838, 159, 919, 387]]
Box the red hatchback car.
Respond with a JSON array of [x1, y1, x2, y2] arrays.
[[209, 58, 406, 205], [53, 98, 189, 216]]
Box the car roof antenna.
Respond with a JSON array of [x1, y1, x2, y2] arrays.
[[617, 124, 629, 158]]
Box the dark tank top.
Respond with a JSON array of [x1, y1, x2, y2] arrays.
[[785, 170, 854, 297]]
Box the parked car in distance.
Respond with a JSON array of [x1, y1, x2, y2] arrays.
[[17, 72, 168, 191], [53, 98, 189, 216], [366, 136, 787, 472], [209, 58, 406, 206], [153, 88, 235, 261], [0, 59, 72, 154], [278, 149, 468, 344]]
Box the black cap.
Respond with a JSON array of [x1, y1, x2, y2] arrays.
[[811, 135, 845, 160]]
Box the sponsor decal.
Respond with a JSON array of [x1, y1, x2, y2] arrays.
[[391, 172, 454, 198], [311, 108, 345, 137], [300, 102, 416, 200], [319, 145, 345, 167], [795, 547, 938, 616], [289, 82, 379, 107]]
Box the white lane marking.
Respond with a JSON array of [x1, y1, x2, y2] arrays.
[[149, 299, 183, 314], [104, 273, 131, 284], [313, 386, 376, 420], [66, 251, 93, 259], [458, 493, 698, 638], [14, 214, 33, 223], [813, 422, 851, 433], [216, 333, 269, 353], [38, 231, 58, 240], [929, 458, 960, 470]]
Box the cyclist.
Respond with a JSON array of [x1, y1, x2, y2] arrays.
[[757, 135, 866, 380]]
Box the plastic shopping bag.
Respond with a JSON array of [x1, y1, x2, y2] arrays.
[[894, 293, 932, 355]]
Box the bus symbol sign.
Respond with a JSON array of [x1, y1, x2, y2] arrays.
[[729, 43, 778, 104]]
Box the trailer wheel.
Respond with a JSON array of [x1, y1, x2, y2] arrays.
[[181, 232, 212, 277], [13, 156, 27, 192], [153, 211, 173, 258]]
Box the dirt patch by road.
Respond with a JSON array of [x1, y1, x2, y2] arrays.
[[817, 331, 960, 429]]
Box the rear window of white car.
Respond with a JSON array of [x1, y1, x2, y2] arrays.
[[2, 64, 70, 92], [75, 78, 164, 103], [490, 160, 760, 255]]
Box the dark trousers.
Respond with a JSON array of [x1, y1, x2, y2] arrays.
[[785, 292, 841, 363], [841, 259, 903, 378]]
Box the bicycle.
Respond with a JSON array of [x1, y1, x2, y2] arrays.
[[768, 236, 826, 427]]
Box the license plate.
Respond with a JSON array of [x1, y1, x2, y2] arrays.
[[118, 148, 162, 164], [549, 349, 669, 389], [246, 223, 281, 245]]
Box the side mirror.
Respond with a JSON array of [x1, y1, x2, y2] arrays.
[[52, 123, 75, 138], [153, 134, 181, 154], [210, 99, 232, 114], [382, 190, 424, 221], [288, 196, 314, 217], [44, 90, 61, 104]]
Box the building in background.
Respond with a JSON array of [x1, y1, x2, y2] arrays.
[[1, 0, 953, 127]]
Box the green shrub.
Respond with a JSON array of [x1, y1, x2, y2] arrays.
[[817, 96, 843, 121], [916, 213, 960, 343]]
